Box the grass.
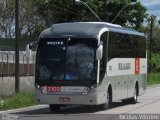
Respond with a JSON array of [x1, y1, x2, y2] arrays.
[[0, 92, 36, 111], [148, 72, 160, 85]]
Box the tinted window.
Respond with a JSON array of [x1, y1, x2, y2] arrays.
[[36, 38, 97, 84], [108, 32, 146, 58]]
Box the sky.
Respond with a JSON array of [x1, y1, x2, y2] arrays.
[[140, 0, 160, 19]]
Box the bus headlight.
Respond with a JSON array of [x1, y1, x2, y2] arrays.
[[82, 87, 90, 95], [41, 86, 47, 94], [36, 85, 47, 94]]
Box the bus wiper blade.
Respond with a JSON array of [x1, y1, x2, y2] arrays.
[[38, 77, 49, 80], [40, 58, 61, 61]]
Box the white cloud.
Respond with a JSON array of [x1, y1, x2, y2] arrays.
[[140, 0, 160, 19], [140, 0, 160, 6]]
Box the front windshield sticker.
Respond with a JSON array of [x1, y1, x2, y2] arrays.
[[65, 73, 72, 80]]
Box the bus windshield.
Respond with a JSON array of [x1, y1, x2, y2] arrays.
[[37, 38, 97, 85]]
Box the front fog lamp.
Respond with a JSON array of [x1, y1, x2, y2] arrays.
[[82, 87, 90, 95]]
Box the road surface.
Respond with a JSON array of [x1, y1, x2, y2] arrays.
[[1, 85, 160, 120]]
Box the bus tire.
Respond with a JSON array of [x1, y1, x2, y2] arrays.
[[130, 85, 138, 104], [49, 104, 61, 112], [100, 88, 112, 110]]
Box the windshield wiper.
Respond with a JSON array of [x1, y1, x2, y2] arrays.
[[46, 59, 61, 61], [39, 58, 61, 62]]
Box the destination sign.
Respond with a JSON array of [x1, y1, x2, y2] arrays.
[[46, 41, 64, 46]]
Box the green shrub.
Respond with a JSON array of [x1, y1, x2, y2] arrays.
[[0, 92, 35, 111], [148, 53, 160, 72], [148, 73, 160, 85]]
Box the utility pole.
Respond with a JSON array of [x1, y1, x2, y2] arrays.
[[15, 0, 19, 93], [149, 16, 153, 73]]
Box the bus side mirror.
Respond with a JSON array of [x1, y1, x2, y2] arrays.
[[96, 45, 103, 60], [26, 44, 32, 58], [25, 41, 37, 57]]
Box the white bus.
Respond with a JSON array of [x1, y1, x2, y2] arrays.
[[27, 22, 147, 112]]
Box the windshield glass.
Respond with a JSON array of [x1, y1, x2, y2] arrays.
[[66, 41, 95, 80], [36, 38, 97, 84]]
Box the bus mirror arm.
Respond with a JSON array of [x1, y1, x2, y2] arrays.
[[96, 45, 103, 60]]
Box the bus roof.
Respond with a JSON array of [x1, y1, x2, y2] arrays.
[[40, 22, 144, 38]]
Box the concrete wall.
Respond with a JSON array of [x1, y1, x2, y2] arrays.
[[0, 76, 35, 97]]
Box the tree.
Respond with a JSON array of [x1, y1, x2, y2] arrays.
[[0, 0, 148, 38], [0, 0, 45, 39], [96, 0, 147, 30], [34, 0, 147, 30], [19, 0, 45, 39], [0, 0, 15, 38], [33, 0, 92, 27], [158, 20, 160, 25], [142, 15, 160, 53]]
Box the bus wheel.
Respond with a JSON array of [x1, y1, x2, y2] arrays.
[[49, 104, 61, 112], [100, 89, 112, 110], [130, 85, 138, 104]]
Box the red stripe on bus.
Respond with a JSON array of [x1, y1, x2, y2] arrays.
[[135, 58, 140, 74]]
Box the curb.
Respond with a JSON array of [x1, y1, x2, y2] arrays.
[[0, 105, 48, 114], [147, 84, 160, 89]]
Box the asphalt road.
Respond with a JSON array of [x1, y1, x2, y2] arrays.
[[1, 86, 160, 120]]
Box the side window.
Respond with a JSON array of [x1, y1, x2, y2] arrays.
[[108, 32, 122, 58], [100, 32, 108, 81], [138, 36, 146, 58], [131, 35, 146, 58], [108, 32, 146, 58]]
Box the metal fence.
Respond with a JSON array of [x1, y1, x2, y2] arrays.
[[0, 51, 36, 76], [0, 39, 36, 97], [0, 51, 36, 97]]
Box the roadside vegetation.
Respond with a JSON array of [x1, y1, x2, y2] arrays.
[[0, 92, 35, 111], [0, 73, 159, 111], [147, 53, 160, 85], [148, 73, 160, 85]]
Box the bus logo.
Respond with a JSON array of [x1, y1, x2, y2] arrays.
[[135, 58, 140, 74]]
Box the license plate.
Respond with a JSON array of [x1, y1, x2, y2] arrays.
[[47, 86, 61, 92], [59, 97, 70, 103]]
